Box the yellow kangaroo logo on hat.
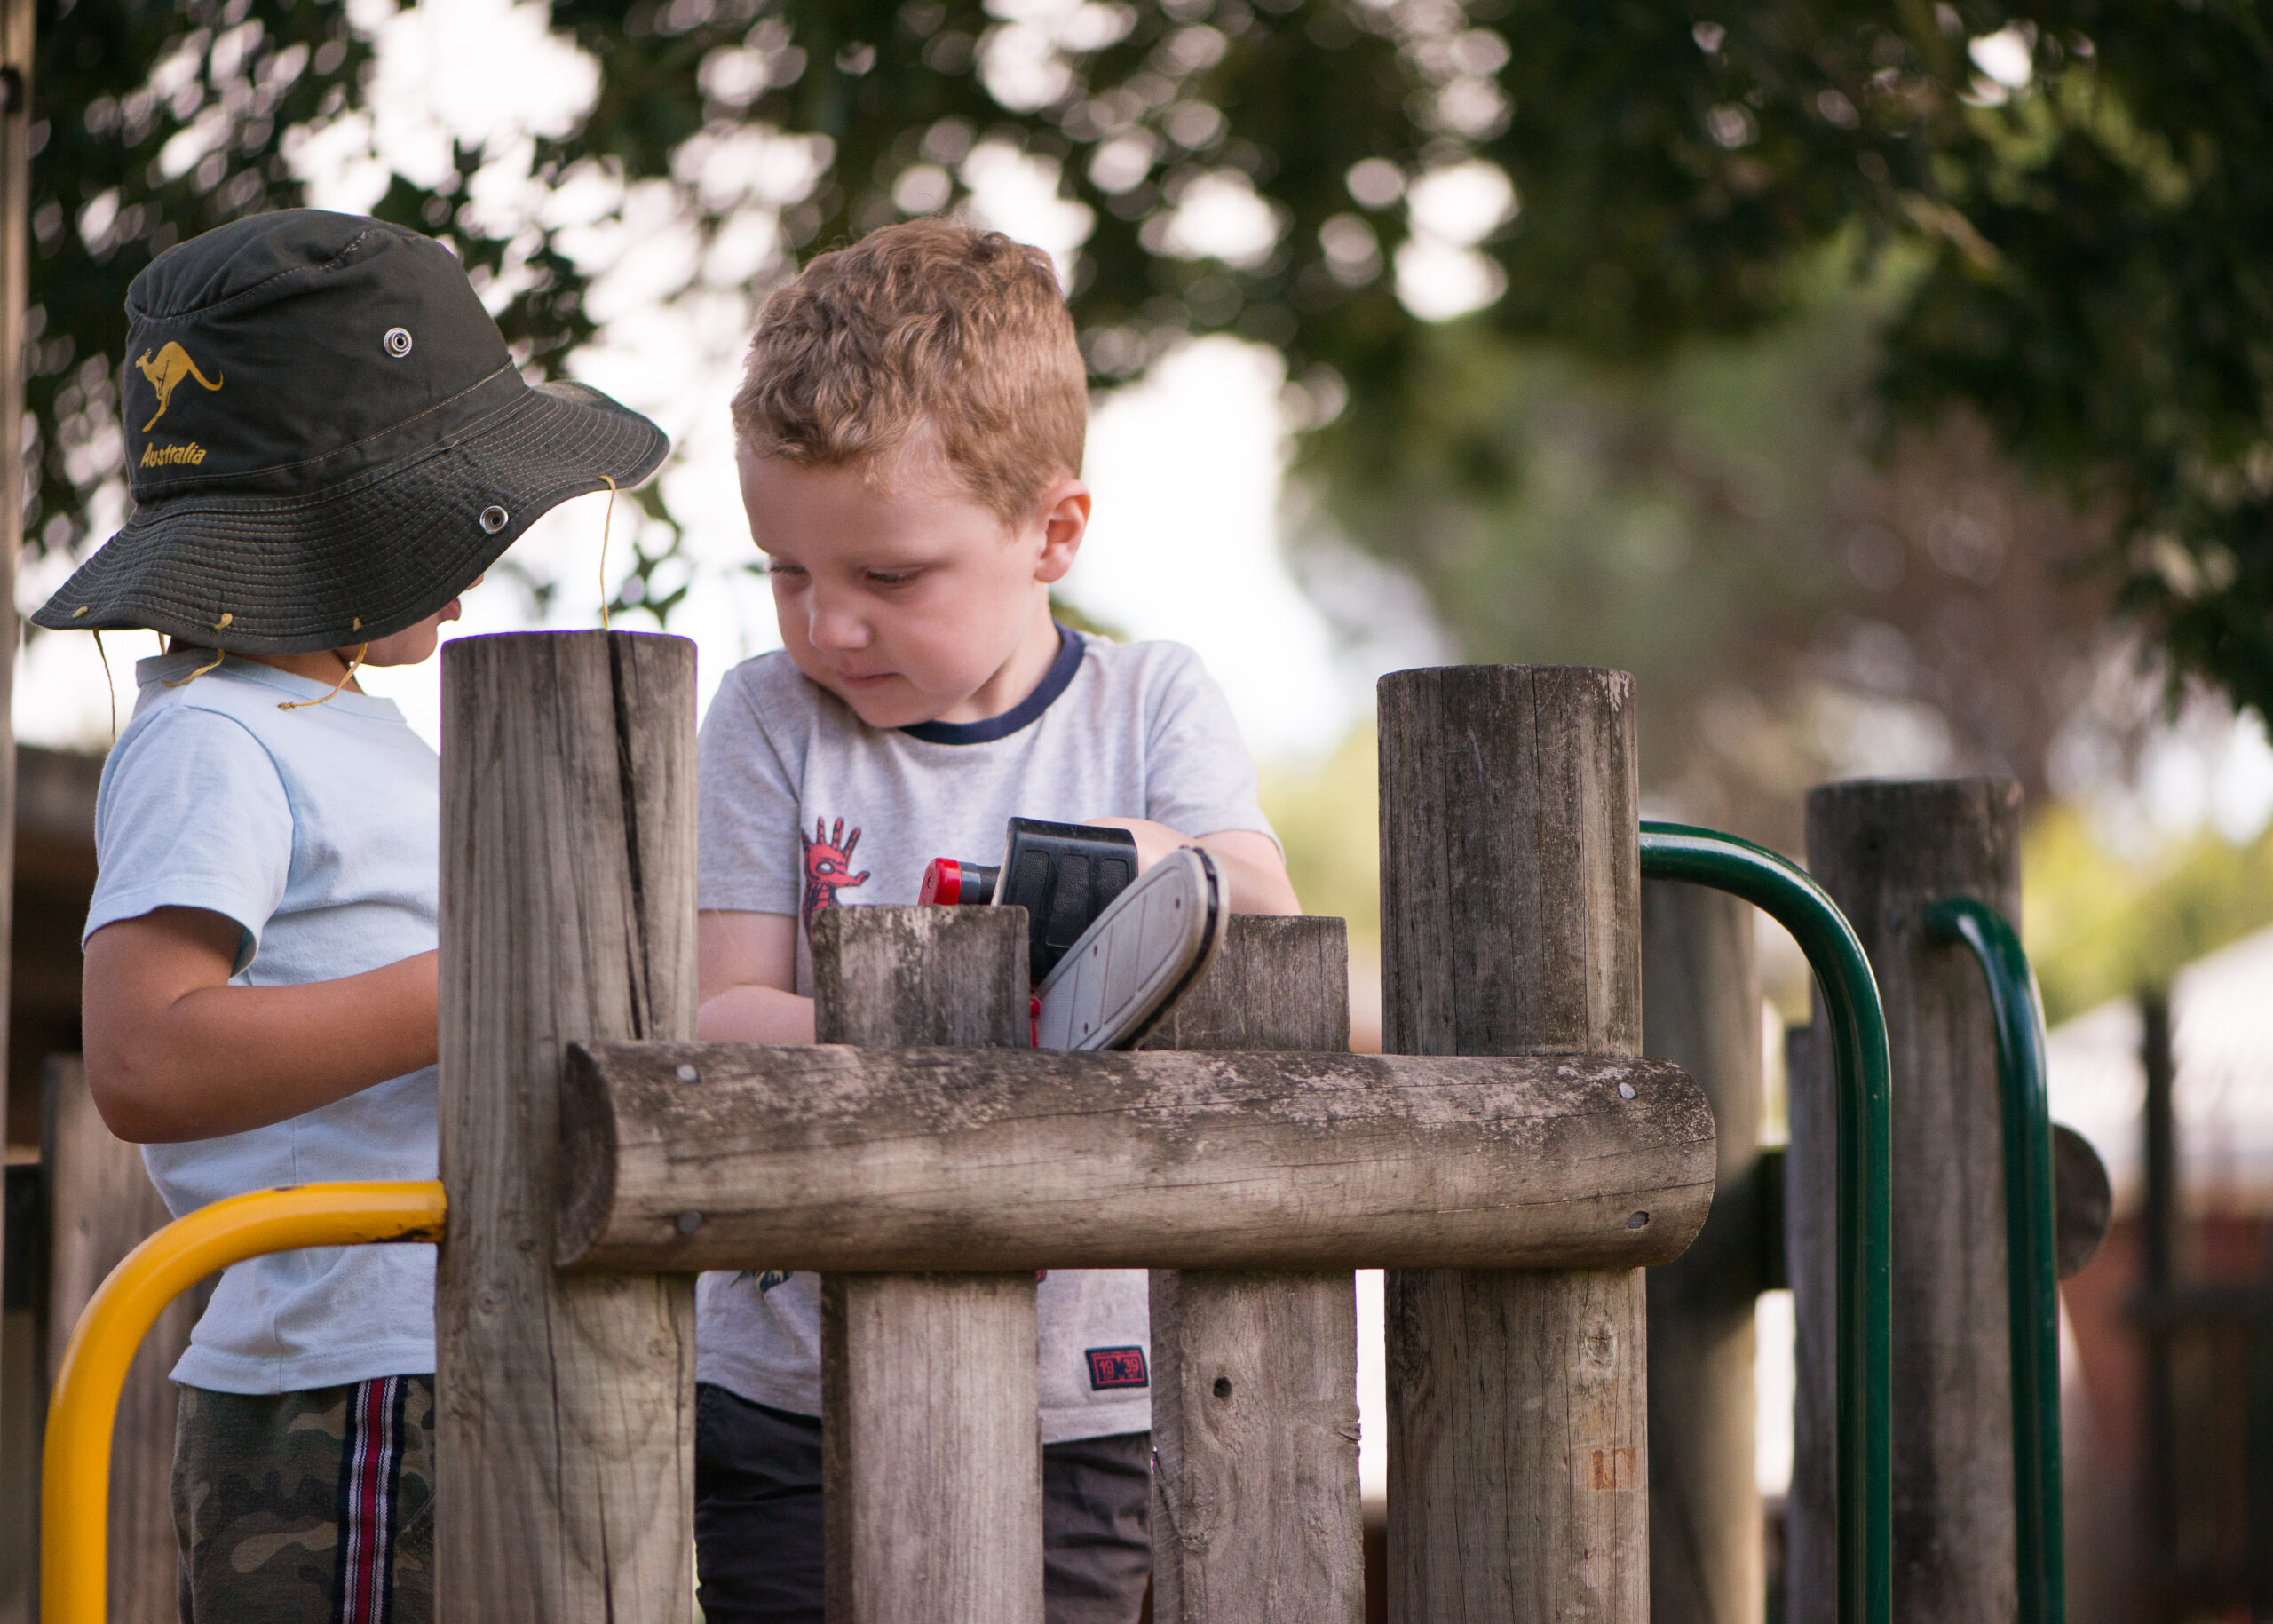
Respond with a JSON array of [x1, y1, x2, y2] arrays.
[[135, 342, 223, 432]]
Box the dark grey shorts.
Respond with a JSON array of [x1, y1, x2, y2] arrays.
[[693, 1382, 1151, 1624]]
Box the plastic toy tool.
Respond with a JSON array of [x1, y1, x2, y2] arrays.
[[922, 816, 1225, 1050], [921, 817, 1139, 982]]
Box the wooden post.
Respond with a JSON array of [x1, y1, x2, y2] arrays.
[[812, 905, 1042, 1624], [1785, 1023, 1834, 1624], [1795, 779, 2022, 1624], [0, 0, 35, 1508], [42, 1057, 200, 1624], [1378, 665, 1648, 1624], [1642, 882, 1763, 1624], [2138, 988, 2177, 1578], [1144, 915, 1362, 1624], [436, 630, 696, 1624]]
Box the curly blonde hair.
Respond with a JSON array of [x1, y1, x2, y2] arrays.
[[732, 219, 1086, 525]]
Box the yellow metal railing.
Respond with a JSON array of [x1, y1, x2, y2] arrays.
[[41, 1180, 446, 1624]]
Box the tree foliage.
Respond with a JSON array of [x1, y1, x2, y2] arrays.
[[24, 0, 2273, 722]]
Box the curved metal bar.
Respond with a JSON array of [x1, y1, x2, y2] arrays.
[[42, 1181, 447, 1624], [1925, 896, 2064, 1624], [1640, 820, 1892, 1624]]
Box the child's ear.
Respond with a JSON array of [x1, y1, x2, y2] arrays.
[[1032, 479, 1091, 584]]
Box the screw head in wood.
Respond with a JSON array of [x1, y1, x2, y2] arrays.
[[676, 1210, 704, 1235], [676, 1064, 700, 1083], [1617, 1081, 1636, 1100], [1627, 1211, 1650, 1229]]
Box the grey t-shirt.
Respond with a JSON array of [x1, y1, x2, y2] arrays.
[[694, 627, 1274, 1442]]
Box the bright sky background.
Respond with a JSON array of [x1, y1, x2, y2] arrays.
[[12, 0, 1444, 766]]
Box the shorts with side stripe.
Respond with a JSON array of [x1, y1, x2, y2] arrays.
[[173, 1374, 433, 1624]]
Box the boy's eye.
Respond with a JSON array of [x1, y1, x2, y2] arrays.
[[865, 569, 920, 587], [765, 562, 806, 579]]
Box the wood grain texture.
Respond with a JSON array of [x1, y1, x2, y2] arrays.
[[1784, 1023, 1833, 1624], [1378, 664, 1651, 1624], [1387, 1267, 1649, 1616], [812, 904, 1026, 1049], [813, 906, 1042, 1624], [1148, 916, 1361, 1624], [1796, 779, 2022, 1624], [1152, 1270, 1359, 1623], [44, 1057, 202, 1624], [558, 1043, 1710, 1272], [1641, 882, 1764, 1624], [435, 630, 696, 1624], [0, 0, 31, 1519], [1135, 915, 1351, 1054], [822, 1272, 1041, 1624], [1380, 667, 1642, 1060]]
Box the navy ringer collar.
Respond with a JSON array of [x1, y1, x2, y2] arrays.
[[899, 623, 1084, 746]]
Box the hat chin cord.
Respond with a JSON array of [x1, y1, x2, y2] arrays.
[[276, 643, 366, 711], [597, 474, 618, 631], [92, 631, 116, 745], [159, 611, 235, 691]]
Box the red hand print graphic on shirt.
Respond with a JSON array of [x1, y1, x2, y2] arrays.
[[801, 816, 870, 930]]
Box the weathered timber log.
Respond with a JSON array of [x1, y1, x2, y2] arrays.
[[812, 902, 1027, 1049], [437, 631, 695, 1624], [1147, 915, 1362, 1624], [1379, 664, 1650, 1624], [44, 1056, 202, 1624], [1643, 881, 1765, 1624], [558, 1042, 1710, 1273], [1785, 1021, 1834, 1624], [1135, 914, 1351, 1054], [0, 0, 28, 1533], [1796, 779, 2022, 1624], [812, 906, 1042, 1624]]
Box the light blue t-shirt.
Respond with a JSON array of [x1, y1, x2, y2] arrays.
[[85, 651, 440, 1393]]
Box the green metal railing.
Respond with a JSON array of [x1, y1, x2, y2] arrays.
[[1639, 821, 1893, 1624], [1926, 897, 2065, 1624]]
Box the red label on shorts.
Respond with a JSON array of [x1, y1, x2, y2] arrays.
[[1085, 1346, 1149, 1390]]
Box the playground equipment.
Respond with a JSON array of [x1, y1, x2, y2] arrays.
[[40, 1183, 446, 1623], [1928, 897, 2063, 1624], [37, 638, 2079, 1624]]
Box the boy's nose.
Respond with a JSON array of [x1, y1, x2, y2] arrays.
[[805, 598, 870, 652]]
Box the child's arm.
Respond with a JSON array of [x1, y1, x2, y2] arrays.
[[1085, 819, 1302, 915], [83, 907, 439, 1144], [697, 909, 816, 1042]]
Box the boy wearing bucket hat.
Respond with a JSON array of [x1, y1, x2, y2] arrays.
[[40, 209, 667, 1622]]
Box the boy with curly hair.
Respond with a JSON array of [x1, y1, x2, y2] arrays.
[[694, 218, 1299, 1622]]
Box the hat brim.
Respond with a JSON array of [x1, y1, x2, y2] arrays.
[[31, 379, 669, 654]]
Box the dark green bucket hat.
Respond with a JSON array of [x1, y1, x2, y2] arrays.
[[33, 209, 669, 653]]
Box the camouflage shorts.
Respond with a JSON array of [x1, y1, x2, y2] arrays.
[[172, 1374, 433, 1624]]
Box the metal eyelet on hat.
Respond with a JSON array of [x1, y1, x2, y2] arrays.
[[384, 327, 414, 358], [480, 505, 509, 535]]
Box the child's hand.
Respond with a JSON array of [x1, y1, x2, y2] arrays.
[[1082, 818, 1302, 915], [1081, 816, 1183, 872]]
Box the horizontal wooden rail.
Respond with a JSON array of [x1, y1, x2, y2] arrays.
[[557, 1041, 1715, 1273]]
